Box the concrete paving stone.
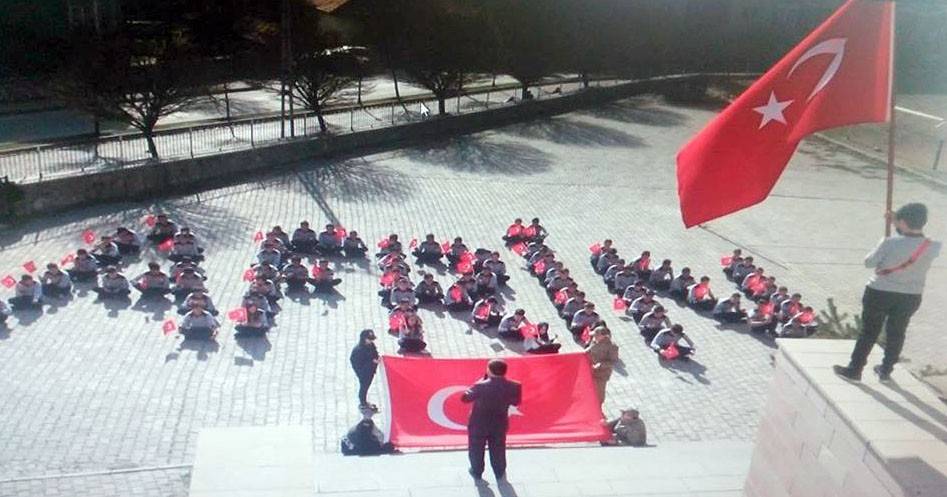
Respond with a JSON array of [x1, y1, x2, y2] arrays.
[[2, 94, 944, 497]]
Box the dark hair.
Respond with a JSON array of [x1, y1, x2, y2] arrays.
[[671, 324, 684, 333], [514, 309, 526, 315], [896, 203, 928, 230], [488, 359, 508, 376]]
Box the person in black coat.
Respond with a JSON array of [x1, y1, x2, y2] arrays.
[[461, 359, 522, 481], [350, 329, 380, 411]]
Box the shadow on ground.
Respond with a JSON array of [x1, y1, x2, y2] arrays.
[[404, 136, 552, 175], [502, 117, 644, 148]]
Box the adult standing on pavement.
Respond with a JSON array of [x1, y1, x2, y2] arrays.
[[350, 329, 380, 411], [835, 204, 941, 382], [586, 327, 619, 406], [461, 359, 522, 482]]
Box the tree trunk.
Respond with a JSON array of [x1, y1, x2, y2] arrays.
[[316, 105, 327, 133], [581, 72, 589, 88], [143, 128, 159, 159], [521, 83, 528, 100], [437, 95, 446, 115], [357, 76, 363, 106]]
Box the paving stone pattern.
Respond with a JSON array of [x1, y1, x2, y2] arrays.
[[1, 96, 943, 497]]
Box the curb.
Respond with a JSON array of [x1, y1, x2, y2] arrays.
[[811, 132, 947, 189]]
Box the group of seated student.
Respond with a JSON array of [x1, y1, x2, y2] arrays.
[[721, 248, 817, 337], [285, 222, 365, 257], [502, 217, 548, 245], [496, 308, 561, 354]]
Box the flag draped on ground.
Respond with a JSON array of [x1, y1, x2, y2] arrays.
[[676, 0, 893, 227], [381, 354, 609, 447]]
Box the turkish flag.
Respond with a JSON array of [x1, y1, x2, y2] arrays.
[[335, 225, 347, 240], [242, 268, 255, 282], [1, 275, 15, 289], [676, 0, 893, 227], [162, 319, 177, 336], [589, 243, 602, 255], [157, 239, 174, 252], [22, 261, 37, 273], [142, 214, 156, 227], [381, 354, 609, 448], [82, 230, 96, 245], [61, 253, 76, 266], [456, 260, 473, 274], [409, 238, 418, 249], [252, 231, 264, 242], [510, 242, 527, 256], [227, 307, 248, 323]]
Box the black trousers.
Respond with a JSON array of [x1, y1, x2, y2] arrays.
[[357, 371, 375, 405], [468, 428, 507, 477], [849, 286, 922, 373]]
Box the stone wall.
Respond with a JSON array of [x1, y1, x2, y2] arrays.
[[6, 75, 712, 219]]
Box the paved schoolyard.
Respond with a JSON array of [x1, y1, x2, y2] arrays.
[[0, 95, 944, 497]]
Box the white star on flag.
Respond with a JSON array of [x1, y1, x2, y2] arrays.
[[753, 91, 794, 129]]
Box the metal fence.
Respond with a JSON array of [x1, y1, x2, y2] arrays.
[[0, 78, 620, 184]]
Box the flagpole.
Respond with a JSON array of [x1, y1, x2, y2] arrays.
[[884, 1, 897, 236]]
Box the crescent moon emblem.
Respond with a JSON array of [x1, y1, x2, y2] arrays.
[[427, 386, 468, 431], [787, 38, 847, 102]]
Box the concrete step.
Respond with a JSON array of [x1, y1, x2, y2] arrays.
[[313, 441, 751, 497]]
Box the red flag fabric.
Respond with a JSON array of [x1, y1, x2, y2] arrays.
[[242, 268, 255, 282], [473, 304, 491, 320], [554, 289, 569, 305], [720, 256, 733, 267], [158, 239, 174, 252], [511, 242, 527, 256], [380, 271, 397, 287], [409, 238, 418, 249], [676, 0, 894, 227], [381, 354, 609, 447], [142, 214, 156, 227], [82, 230, 96, 245], [311, 266, 323, 278], [761, 302, 775, 317], [162, 319, 177, 336], [532, 260, 546, 275], [521, 321, 540, 339], [1, 275, 15, 289], [589, 243, 602, 255], [660, 343, 680, 361], [580, 326, 591, 345], [335, 226, 347, 240], [388, 313, 406, 331], [378, 238, 390, 249], [506, 225, 522, 238], [441, 241, 451, 254], [612, 295, 627, 311], [228, 307, 248, 323], [448, 285, 463, 302], [22, 261, 37, 273], [456, 260, 473, 274], [61, 253, 76, 266], [253, 231, 264, 242]]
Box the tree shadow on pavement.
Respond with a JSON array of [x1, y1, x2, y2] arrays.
[[502, 117, 644, 148], [235, 334, 272, 362], [579, 100, 689, 127], [404, 136, 552, 176], [296, 157, 414, 225]]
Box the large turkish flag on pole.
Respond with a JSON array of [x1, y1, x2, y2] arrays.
[[380, 353, 609, 448], [676, 0, 894, 227]]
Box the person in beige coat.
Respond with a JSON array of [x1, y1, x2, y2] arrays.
[[585, 326, 619, 405]]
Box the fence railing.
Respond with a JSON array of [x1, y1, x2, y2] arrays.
[[0, 77, 624, 184]]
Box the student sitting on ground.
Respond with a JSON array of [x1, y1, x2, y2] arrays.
[[523, 218, 548, 243], [179, 289, 218, 316], [147, 214, 177, 244], [343, 231, 368, 258], [603, 260, 626, 292], [749, 298, 776, 335], [687, 276, 718, 311], [67, 249, 99, 282], [444, 280, 474, 311], [543, 261, 565, 284], [731, 256, 756, 285], [445, 237, 469, 266], [590, 239, 613, 270], [769, 286, 791, 310], [629, 290, 658, 322], [398, 314, 426, 353], [603, 408, 647, 447], [471, 297, 504, 328], [502, 218, 526, 243], [740, 267, 766, 295], [649, 259, 674, 291], [638, 306, 671, 342], [498, 309, 529, 340], [169, 259, 205, 281], [93, 266, 131, 299], [0, 300, 10, 324], [234, 303, 270, 336], [9, 275, 42, 310], [267, 226, 291, 248], [561, 291, 587, 322], [474, 268, 498, 298], [414, 273, 444, 304], [545, 269, 573, 298], [388, 278, 417, 309], [778, 293, 804, 323], [281, 256, 310, 292], [172, 267, 206, 300], [376, 267, 404, 302], [472, 248, 492, 273], [778, 306, 818, 338], [114, 227, 142, 255], [570, 302, 602, 340], [553, 282, 578, 311], [713, 293, 748, 323], [524, 322, 561, 354], [243, 289, 274, 318], [482, 252, 509, 285], [91, 236, 122, 267], [250, 275, 281, 305], [378, 248, 409, 273], [722, 248, 743, 280], [133, 262, 172, 297], [310, 260, 342, 292], [622, 280, 648, 307], [631, 251, 652, 281], [651, 324, 696, 360], [747, 275, 776, 301], [317, 224, 344, 255], [669, 267, 695, 300], [40, 263, 72, 298], [256, 242, 284, 269], [376, 234, 402, 258], [170, 228, 204, 263], [610, 265, 638, 295], [531, 253, 556, 280], [387, 300, 416, 334], [412, 234, 444, 263], [253, 261, 280, 283], [292, 221, 319, 254], [596, 248, 620, 275], [180, 303, 220, 340], [523, 242, 547, 261]]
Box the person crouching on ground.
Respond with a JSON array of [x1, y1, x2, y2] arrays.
[[638, 305, 671, 342], [414, 273, 444, 305], [40, 263, 72, 298], [93, 266, 131, 299], [497, 309, 528, 340], [651, 324, 695, 361], [413, 234, 444, 264], [687, 276, 717, 311], [180, 303, 220, 340], [343, 230, 368, 258], [317, 224, 344, 255], [602, 408, 647, 447], [8, 275, 42, 310], [472, 297, 504, 329], [398, 314, 426, 353], [310, 260, 342, 292], [67, 249, 99, 282], [133, 262, 171, 298], [234, 303, 270, 337], [524, 322, 561, 354], [713, 293, 748, 323]]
